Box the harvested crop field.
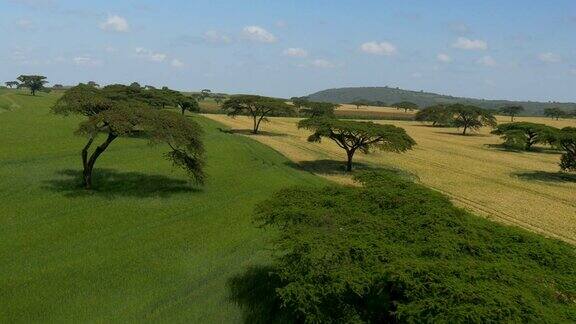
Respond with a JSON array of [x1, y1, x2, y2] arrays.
[[205, 114, 576, 244]]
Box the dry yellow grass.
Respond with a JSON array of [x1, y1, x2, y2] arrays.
[[205, 113, 576, 244]]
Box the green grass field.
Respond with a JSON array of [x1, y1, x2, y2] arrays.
[[0, 90, 327, 322]]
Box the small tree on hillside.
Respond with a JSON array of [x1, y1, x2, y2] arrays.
[[200, 89, 212, 101], [52, 84, 205, 189], [392, 101, 419, 112], [415, 105, 453, 127], [555, 127, 576, 171], [87, 81, 99, 88], [450, 104, 496, 135], [130, 82, 142, 89], [291, 97, 310, 109], [17, 75, 48, 95], [52, 84, 64, 89], [499, 105, 524, 122], [544, 108, 566, 121], [222, 95, 295, 134], [491, 122, 558, 150], [179, 98, 200, 115], [5, 81, 19, 88], [298, 118, 415, 171]]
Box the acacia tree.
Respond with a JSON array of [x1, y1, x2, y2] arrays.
[[298, 117, 415, 171], [52, 84, 205, 189], [499, 105, 524, 122], [5, 81, 19, 88], [450, 104, 496, 135], [179, 98, 200, 115], [87, 81, 99, 88], [556, 127, 576, 171], [200, 89, 212, 101], [17, 75, 48, 95], [222, 95, 294, 134], [491, 122, 557, 150], [299, 101, 339, 118], [415, 105, 453, 127], [392, 101, 419, 112], [544, 108, 566, 121], [349, 100, 369, 109]]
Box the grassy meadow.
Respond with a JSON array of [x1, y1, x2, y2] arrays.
[[0, 89, 328, 322], [205, 113, 576, 244]]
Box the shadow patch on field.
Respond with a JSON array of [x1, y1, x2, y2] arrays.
[[43, 169, 199, 198], [486, 144, 562, 155], [217, 128, 287, 137], [434, 131, 490, 137], [513, 171, 576, 183], [285, 159, 372, 175], [228, 266, 296, 324]]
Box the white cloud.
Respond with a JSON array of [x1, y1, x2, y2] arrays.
[[100, 14, 129, 32], [477, 55, 496, 67], [171, 59, 184, 68], [311, 59, 335, 69], [135, 47, 166, 62], [16, 18, 34, 30], [73, 56, 102, 67], [283, 47, 308, 58], [360, 41, 397, 56], [452, 37, 487, 50], [437, 53, 451, 63], [242, 26, 276, 43], [203, 30, 231, 44], [538, 52, 561, 63]]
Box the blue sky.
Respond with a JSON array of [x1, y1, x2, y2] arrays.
[[1, 0, 575, 101]]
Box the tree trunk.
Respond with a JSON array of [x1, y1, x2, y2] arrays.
[[345, 150, 355, 172], [462, 125, 468, 135], [181, 107, 186, 116], [511, 115, 514, 122], [252, 116, 259, 134], [82, 132, 117, 189]]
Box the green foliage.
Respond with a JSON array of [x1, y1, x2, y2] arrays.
[[499, 105, 524, 121], [544, 107, 567, 120], [252, 170, 576, 323], [53, 84, 205, 188], [491, 122, 558, 150], [415, 104, 453, 126], [349, 100, 370, 109], [17, 75, 49, 95], [5, 81, 19, 88], [556, 127, 576, 171], [306, 86, 576, 116], [222, 95, 295, 134], [299, 101, 339, 118], [450, 104, 496, 135], [298, 118, 415, 171], [392, 101, 419, 112]]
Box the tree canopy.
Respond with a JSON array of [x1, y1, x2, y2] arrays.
[[349, 100, 369, 109], [52, 84, 205, 189], [544, 107, 566, 120], [5, 81, 19, 88], [556, 127, 576, 171], [392, 101, 419, 112], [499, 105, 524, 122], [298, 101, 339, 118], [298, 117, 415, 171], [415, 104, 453, 127], [450, 104, 496, 135], [17, 75, 49, 95], [249, 170, 576, 323], [222, 95, 294, 134], [491, 122, 557, 150]]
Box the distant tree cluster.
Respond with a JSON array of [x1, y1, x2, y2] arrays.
[[416, 104, 496, 135], [391, 101, 419, 112]]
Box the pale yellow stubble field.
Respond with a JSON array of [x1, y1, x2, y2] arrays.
[[205, 112, 576, 244]]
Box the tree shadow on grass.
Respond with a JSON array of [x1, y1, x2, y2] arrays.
[[43, 169, 199, 198], [513, 171, 576, 183], [433, 131, 490, 137], [285, 159, 372, 176], [227, 266, 298, 324], [217, 128, 287, 137], [485, 144, 562, 155]]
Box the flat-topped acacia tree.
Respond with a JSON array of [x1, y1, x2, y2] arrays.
[[415, 104, 453, 127], [450, 104, 496, 135], [499, 105, 524, 122], [52, 84, 205, 189], [17, 75, 49, 95], [392, 101, 419, 112], [491, 122, 557, 150], [222, 95, 294, 134], [298, 117, 415, 171]]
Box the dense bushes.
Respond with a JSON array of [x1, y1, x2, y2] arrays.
[[242, 171, 576, 323]]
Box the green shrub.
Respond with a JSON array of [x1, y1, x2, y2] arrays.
[[245, 170, 576, 323]]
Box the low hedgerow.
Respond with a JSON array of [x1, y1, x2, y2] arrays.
[[235, 170, 576, 323]]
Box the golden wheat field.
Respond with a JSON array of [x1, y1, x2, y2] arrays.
[[205, 112, 576, 244]]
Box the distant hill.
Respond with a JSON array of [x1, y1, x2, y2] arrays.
[[306, 87, 576, 116]]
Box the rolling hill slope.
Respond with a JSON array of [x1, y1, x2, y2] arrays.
[[307, 87, 576, 116]]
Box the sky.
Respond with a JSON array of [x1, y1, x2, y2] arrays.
[[1, 0, 575, 101]]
